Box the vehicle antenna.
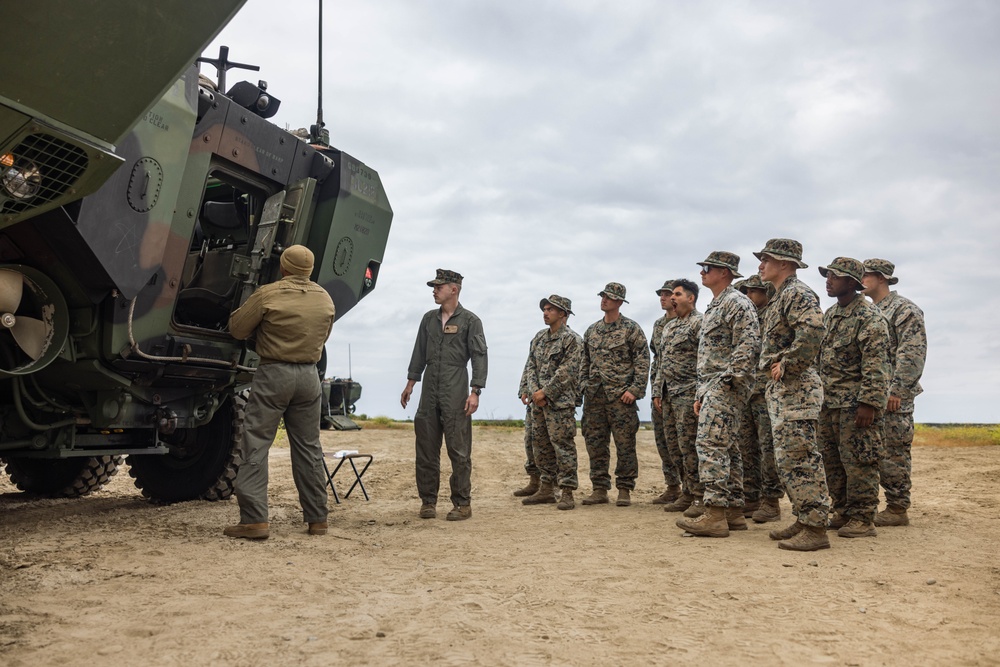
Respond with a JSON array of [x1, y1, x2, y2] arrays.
[[309, 0, 330, 146]]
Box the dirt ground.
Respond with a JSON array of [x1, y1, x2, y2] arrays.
[[1, 426, 998, 666]]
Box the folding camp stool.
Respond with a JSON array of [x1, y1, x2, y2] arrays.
[[322, 451, 373, 503]]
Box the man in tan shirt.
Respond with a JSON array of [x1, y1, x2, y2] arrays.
[[224, 245, 336, 540]]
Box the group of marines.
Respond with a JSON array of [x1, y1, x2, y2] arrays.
[[515, 237, 926, 552]]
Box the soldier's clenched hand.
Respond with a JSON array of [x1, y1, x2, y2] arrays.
[[855, 403, 876, 428], [620, 390, 636, 405]]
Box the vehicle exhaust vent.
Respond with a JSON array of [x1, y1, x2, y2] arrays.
[[1, 134, 89, 215]]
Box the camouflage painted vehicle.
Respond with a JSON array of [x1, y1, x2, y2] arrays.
[[0, 1, 393, 501]]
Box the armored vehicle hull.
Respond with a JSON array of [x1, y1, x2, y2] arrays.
[[0, 2, 393, 501]]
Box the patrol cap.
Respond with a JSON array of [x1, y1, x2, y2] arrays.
[[697, 251, 743, 278], [818, 257, 865, 288], [655, 280, 676, 296], [427, 268, 464, 287], [863, 258, 899, 285], [279, 245, 314, 276], [539, 294, 573, 315], [753, 238, 808, 269], [598, 282, 629, 303]]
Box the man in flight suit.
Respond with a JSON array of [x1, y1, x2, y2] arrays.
[[401, 269, 488, 521]]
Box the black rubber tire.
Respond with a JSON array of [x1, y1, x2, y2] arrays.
[[3, 455, 123, 497], [127, 392, 245, 502]]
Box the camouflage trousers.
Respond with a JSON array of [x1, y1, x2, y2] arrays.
[[819, 406, 883, 523], [651, 397, 682, 487], [879, 409, 914, 510], [530, 404, 579, 489], [662, 389, 702, 496], [522, 405, 539, 476], [696, 384, 745, 508], [748, 391, 784, 500], [582, 391, 639, 490]]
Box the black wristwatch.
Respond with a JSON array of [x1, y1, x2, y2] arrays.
[[470, 386, 482, 395]]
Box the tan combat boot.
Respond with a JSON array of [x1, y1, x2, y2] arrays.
[[616, 489, 632, 507], [827, 510, 849, 530], [522, 481, 557, 505], [778, 524, 830, 551], [874, 505, 909, 526], [581, 488, 609, 505], [742, 499, 761, 518], [769, 520, 803, 541], [513, 474, 540, 497], [837, 518, 878, 538], [683, 496, 705, 518], [419, 503, 437, 519], [726, 507, 748, 531], [676, 505, 729, 537], [557, 488, 575, 510], [446, 505, 472, 521], [752, 498, 781, 523], [308, 521, 328, 535], [663, 493, 693, 513], [223, 522, 269, 540], [652, 485, 682, 505]]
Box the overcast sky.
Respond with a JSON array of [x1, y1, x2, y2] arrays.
[[207, 0, 999, 424]]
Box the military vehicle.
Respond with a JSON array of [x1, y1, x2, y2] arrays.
[[0, 1, 393, 502]]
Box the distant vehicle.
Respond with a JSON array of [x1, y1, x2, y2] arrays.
[[320, 378, 362, 430], [0, 0, 393, 501]]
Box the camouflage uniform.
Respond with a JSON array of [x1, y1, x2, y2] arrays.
[[819, 287, 890, 523], [517, 400, 538, 479], [521, 322, 584, 489], [737, 276, 782, 502], [759, 275, 831, 528], [650, 312, 682, 487], [582, 316, 649, 491], [872, 290, 926, 510], [653, 310, 703, 496], [696, 285, 760, 508]]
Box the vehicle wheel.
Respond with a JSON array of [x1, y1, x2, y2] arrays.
[[128, 392, 245, 502], [3, 455, 123, 497]]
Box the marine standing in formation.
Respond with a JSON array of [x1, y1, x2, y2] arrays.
[[755, 239, 833, 552], [518, 295, 584, 510], [224, 246, 336, 540], [737, 275, 784, 523], [676, 252, 760, 538], [580, 283, 650, 507], [861, 259, 927, 527], [817, 257, 890, 538], [401, 269, 488, 522], [653, 279, 704, 515], [648, 280, 682, 505]]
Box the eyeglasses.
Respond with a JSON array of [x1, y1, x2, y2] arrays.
[[700, 265, 713, 274]]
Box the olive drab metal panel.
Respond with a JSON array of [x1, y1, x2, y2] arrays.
[[0, 0, 247, 147]]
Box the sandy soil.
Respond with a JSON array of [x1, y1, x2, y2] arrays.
[[1, 426, 998, 666]]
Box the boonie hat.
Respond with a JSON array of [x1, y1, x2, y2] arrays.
[[280, 245, 314, 276], [753, 238, 808, 269], [427, 268, 464, 287], [818, 257, 865, 288], [737, 273, 776, 300], [863, 258, 899, 285], [540, 294, 573, 315], [655, 280, 676, 295], [598, 282, 628, 303], [697, 251, 743, 278]]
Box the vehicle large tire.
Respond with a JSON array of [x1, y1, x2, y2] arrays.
[[128, 392, 245, 502], [3, 455, 123, 497]]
